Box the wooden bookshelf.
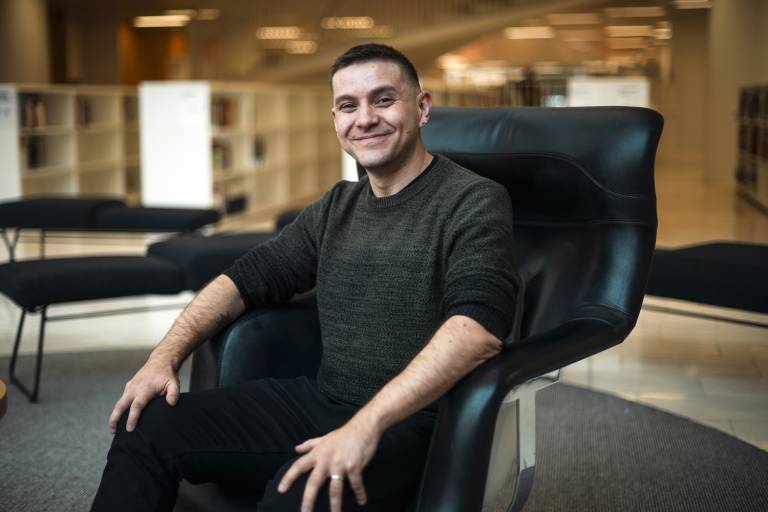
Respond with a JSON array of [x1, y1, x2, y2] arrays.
[[0, 84, 140, 202], [736, 85, 768, 212], [139, 81, 341, 217]]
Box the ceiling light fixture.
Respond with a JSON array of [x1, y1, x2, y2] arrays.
[[256, 26, 302, 39], [673, 0, 712, 8], [321, 17, 375, 29], [197, 9, 220, 21], [504, 26, 555, 39], [133, 15, 190, 28], [286, 41, 318, 54]]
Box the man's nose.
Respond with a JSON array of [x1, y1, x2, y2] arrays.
[[355, 105, 378, 128]]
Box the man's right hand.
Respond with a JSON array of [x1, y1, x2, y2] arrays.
[[108, 357, 180, 433]]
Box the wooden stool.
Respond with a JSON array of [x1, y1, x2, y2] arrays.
[[0, 379, 7, 418]]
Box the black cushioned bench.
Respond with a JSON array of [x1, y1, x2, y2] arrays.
[[647, 242, 768, 314], [0, 197, 220, 261], [0, 256, 185, 401]]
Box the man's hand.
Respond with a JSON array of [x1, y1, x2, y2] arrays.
[[108, 356, 179, 433], [277, 417, 382, 512]]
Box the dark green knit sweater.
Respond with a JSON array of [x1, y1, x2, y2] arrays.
[[225, 155, 520, 406]]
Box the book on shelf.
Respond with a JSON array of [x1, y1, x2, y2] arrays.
[[21, 136, 45, 169], [19, 94, 46, 128], [212, 140, 233, 170], [252, 135, 266, 165], [211, 97, 236, 127], [76, 97, 93, 126]]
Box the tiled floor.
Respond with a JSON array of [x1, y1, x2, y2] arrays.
[[1, 163, 766, 450]]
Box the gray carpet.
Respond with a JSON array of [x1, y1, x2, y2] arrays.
[[1, 350, 767, 512]]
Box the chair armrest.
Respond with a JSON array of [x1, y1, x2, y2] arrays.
[[189, 294, 322, 391], [416, 315, 629, 512]]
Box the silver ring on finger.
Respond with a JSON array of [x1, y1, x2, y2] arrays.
[[330, 474, 343, 481]]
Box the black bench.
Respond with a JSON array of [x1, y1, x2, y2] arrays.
[[0, 256, 185, 402], [0, 197, 220, 260], [647, 242, 768, 315]]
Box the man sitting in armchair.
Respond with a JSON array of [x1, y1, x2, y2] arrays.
[[92, 43, 520, 512]]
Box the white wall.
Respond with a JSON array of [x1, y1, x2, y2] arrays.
[[707, 0, 768, 185], [0, 0, 50, 83]]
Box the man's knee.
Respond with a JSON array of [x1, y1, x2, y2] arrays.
[[112, 397, 179, 454]]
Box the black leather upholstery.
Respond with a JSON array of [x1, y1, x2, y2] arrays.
[[0, 256, 185, 310], [183, 107, 663, 512], [148, 232, 275, 291], [0, 196, 219, 232], [0, 197, 125, 229]]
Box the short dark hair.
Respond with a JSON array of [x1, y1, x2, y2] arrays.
[[330, 44, 420, 89]]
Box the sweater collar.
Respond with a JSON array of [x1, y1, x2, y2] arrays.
[[362, 154, 443, 209]]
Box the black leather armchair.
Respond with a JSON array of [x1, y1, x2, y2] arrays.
[[176, 107, 663, 512]]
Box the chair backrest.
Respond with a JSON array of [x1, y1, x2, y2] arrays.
[[421, 107, 662, 339]]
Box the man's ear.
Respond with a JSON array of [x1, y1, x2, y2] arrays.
[[418, 90, 433, 127]]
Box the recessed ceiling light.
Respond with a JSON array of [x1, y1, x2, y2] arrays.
[[352, 26, 394, 38], [256, 26, 303, 39], [197, 9, 220, 21], [673, 0, 712, 9], [133, 15, 190, 28], [558, 29, 603, 42], [286, 40, 318, 54], [321, 17, 375, 29], [504, 26, 555, 39]]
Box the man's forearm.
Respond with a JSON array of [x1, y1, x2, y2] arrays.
[[351, 315, 504, 434], [149, 274, 246, 370]]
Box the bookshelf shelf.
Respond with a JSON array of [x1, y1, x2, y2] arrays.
[[0, 84, 140, 202], [140, 81, 341, 216], [736, 85, 768, 212]]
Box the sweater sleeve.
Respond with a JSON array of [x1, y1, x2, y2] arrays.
[[441, 181, 522, 344], [223, 191, 330, 309]]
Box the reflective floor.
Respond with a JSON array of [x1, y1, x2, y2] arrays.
[[1, 162, 766, 450]]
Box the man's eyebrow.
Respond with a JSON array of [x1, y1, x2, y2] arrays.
[[333, 85, 400, 104]]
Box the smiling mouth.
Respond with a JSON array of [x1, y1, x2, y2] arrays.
[[352, 132, 392, 141]]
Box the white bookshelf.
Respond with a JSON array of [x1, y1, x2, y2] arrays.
[[0, 84, 140, 202], [139, 81, 341, 217]]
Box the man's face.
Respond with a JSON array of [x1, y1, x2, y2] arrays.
[[331, 60, 430, 172]]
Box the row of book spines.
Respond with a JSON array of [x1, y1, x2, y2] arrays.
[[212, 137, 267, 170], [739, 86, 768, 119], [738, 125, 768, 158], [18, 94, 139, 128]]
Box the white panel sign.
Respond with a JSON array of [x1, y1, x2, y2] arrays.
[[567, 77, 650, 108]]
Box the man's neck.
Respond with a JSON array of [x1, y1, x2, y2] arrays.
[[366, 149, 434, 198]]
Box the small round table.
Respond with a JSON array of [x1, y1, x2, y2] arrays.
[[0, 379, 7, 419]]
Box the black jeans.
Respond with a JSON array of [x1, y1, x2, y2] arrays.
[[91, 377, 435, 511]]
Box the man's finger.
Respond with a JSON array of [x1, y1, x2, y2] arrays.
[[301, 468, 326, 512], [108, 395, 132, 432], [347, 471, 367, 506], [278, 455, 314, 493], [295, 438, 318, 453], [165, 380, 180, 406], [329, 471, 345, 512], [125, 398, 148, 432]]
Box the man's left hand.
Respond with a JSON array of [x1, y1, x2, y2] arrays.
[[277, 418, 382, 512]]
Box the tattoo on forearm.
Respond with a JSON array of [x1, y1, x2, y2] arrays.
[[215, 312, 231, 330]]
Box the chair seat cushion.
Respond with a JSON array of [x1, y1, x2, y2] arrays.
[[0, 197, 125, 229], [148, 232, 275, 290], [0, 256, 185, 310], [647, 242, 768, 313], [93, 207, 220, 232]]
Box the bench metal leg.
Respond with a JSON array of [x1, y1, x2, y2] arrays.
[[8, 307, 47, 403], [1, 228, 21, 262]]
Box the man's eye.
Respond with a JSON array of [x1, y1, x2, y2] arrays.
[[376, 97, 394, 106], [338, 103, 356, 112]]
